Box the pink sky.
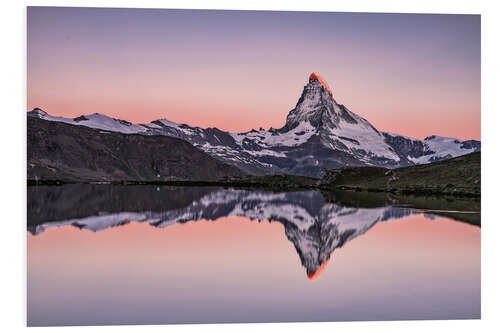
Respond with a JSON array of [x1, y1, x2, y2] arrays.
[[27, 8, 480, 140], [28, 214, 480, 325]]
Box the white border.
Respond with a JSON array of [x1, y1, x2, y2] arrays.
[[2, 1, 499, 332]]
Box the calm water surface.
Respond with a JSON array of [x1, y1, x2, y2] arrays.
[[27, 185, 480, 326]]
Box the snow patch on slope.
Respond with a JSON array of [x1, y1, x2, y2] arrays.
[[326, 106, 400, 161], [231, 121, 317, 148], [37, 112, 152, 134], [409, 135, 476, 164]]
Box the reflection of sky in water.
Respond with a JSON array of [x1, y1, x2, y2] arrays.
[[27, 187, 480, 326]]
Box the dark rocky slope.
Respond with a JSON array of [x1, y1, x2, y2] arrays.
[[319, 152, 480, 196], [28, 117, 245, 182]]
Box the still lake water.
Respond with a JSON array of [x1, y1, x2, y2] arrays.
[[27, 185, 480, 326]]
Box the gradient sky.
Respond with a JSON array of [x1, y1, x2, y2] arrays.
[[27, 7, 480, 140]]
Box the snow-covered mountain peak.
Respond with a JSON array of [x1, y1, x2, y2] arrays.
[[282, 74, 400, 163], [284, 74, 374, 132], [27, 108, 152, 134], [284, 76, 335, 130]]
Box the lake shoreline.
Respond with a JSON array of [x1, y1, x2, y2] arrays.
[[27, 176, 481, 199]]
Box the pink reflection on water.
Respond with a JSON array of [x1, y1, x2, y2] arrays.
[[27, 214, 480, 325]]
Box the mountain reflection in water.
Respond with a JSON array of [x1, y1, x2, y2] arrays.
[[27, 185, 479, 280]]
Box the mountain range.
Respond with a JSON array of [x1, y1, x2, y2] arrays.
[[28, 72, 480, 178]]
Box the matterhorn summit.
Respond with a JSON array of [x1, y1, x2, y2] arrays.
[[283, 72, 401, 165], [309, 72, 333, 95]]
